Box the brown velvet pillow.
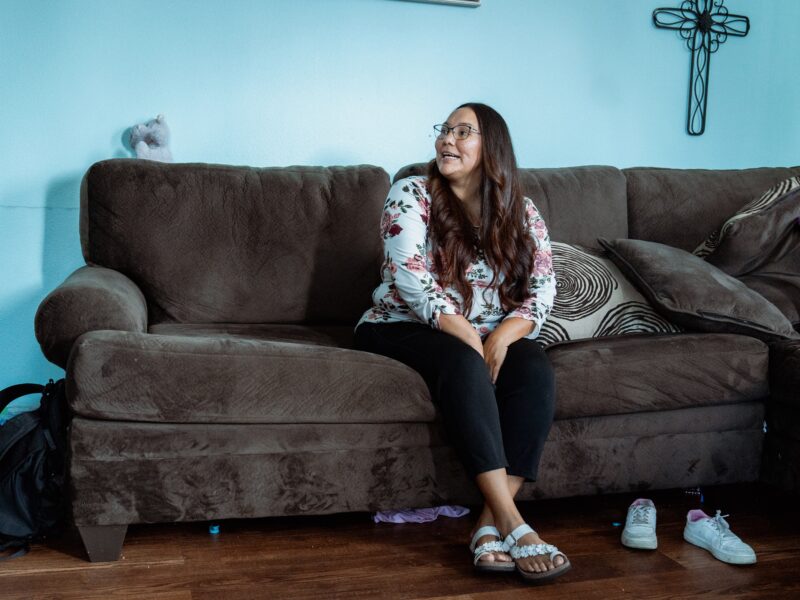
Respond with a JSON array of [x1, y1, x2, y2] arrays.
[[598, 238, 800, 342]]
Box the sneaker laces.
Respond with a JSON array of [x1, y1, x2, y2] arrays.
[[709, 510, 738, 543], [630, 505, 655, 526]]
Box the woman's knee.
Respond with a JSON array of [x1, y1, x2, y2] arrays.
[[505, 339, 554, 380], [428, 341, 495, 412], [443, 343, 491, 382]]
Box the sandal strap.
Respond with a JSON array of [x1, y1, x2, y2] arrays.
[[472, 540, 507, 565], [469, 525, 502, 552], [509, 542, 559, 560], [503, 523, 536, 550]]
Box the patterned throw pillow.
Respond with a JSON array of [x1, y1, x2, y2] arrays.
[[694, 176, 800, 264], [537, 242, 682, 348], [692, 176, 800, 328]]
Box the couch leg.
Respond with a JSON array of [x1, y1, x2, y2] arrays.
[[77, 524, 128, 562]]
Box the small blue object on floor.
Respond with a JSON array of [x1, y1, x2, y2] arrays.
[[612, 522, 622, 527], [209, 524, 220, 535], [684, 487, 705, 503]]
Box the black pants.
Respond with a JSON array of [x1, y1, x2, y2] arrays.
[[354, 321, 556, 481]]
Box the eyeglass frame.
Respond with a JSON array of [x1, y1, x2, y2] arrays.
[[433, 123, 482, 140]]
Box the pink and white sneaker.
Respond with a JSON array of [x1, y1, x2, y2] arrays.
[[621, 498, 657, 550], [683, 509, 756, 565]]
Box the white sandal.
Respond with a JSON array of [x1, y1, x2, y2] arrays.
[[469, 526, 516, 573], [503, 524, 571, 583]]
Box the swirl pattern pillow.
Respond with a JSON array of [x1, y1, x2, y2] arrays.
[[537, 242, 682, 348]]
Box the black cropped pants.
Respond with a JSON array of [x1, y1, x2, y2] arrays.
[[354, 321, 556, 481]]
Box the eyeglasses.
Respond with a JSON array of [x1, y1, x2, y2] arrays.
[[433, 123, 481, 140]]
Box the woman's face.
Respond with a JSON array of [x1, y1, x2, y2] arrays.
[[435, 107, 482, 187]]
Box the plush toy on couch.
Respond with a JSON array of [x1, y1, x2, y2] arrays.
[[129, 114, 173, 162]]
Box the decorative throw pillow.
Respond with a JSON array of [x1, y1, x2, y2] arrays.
[[693, 176, 800, 276], [693, 176, 800, 329], [537, 242, 681, 348], [739, 263, 800, 329], [599, 238, 800, 342]]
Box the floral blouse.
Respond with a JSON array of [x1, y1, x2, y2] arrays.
[[356, 176, 556, 340]]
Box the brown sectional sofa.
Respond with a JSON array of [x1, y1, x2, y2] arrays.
[[763, 339, 800, 490], [34, 159, 800, 561]]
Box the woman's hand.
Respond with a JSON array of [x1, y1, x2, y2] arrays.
[[438, 313, 484, 358], [482, 332, 509, 384], [482, 318, 536, 383]]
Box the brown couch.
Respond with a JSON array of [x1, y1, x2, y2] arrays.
[[34, 159, 800, 562]]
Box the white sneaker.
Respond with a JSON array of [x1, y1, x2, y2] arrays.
[[683, 509, 757, 565], [621, 498, 657, 549]]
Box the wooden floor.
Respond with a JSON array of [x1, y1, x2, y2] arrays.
[[2, 483, 798, 599]]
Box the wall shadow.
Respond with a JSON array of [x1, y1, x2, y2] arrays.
[[0, 291, 64, 387], [1, 173, 85, 386], [115, 127, 134, 159], [42, 174, 84, 290]]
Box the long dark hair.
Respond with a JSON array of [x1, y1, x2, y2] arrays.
[[427, 102, 536, 316]]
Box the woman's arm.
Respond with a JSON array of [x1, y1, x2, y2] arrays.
[[381, 179, 461, 330], [501, 198, 557, 341], [482, 316, 533, 382], [439, 313, 484, 356]]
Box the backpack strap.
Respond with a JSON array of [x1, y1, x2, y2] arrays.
[[0, 384, 44, 414]]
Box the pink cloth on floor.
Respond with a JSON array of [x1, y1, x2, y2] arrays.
[[373, 505, 470, 524]]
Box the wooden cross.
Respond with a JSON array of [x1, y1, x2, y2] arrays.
[[653, 0, 749, 135]]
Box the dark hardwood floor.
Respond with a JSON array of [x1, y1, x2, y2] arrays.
[[2, 483, 798, 599]]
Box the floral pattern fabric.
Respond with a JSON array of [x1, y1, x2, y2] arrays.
[[356, 176, 556, 340]]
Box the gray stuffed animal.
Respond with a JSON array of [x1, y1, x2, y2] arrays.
[[130, 114, 173, 162]]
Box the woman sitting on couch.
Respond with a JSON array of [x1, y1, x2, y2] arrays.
[[354, 102, 567, 583]]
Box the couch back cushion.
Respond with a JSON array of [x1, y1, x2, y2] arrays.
[[624, 166, 800, 251], [394, 163, 628, 248], [81, 160, 390, 324]]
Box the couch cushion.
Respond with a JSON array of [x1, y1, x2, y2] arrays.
[[149, 323, 357, 349], [81, 160, 389, 324], [394, 163, 628, 249], [599, 238, 800, 342], [67, 329, 435, 424], [547, 333, 769, 419]]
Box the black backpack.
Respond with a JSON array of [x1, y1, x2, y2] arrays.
[[0, 379, 70, 560]]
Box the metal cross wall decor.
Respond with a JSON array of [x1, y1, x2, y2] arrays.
[[653, 0, 749, 135]]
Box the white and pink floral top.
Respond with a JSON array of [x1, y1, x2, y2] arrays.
[[356, 176, 556, 340]]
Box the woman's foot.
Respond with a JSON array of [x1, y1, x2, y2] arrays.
[[470, 505, 513, 568], [469, 524, 514, 567], [472, 470, 568, 581], [500, 521, 568, 574]]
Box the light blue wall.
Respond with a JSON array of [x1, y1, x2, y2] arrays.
[[1, 0, 799, 386]]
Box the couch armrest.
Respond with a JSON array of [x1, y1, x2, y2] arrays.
[[35, 266, 148, 368], [768, 339, 800, 408], [762, 339, 800, 492]]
